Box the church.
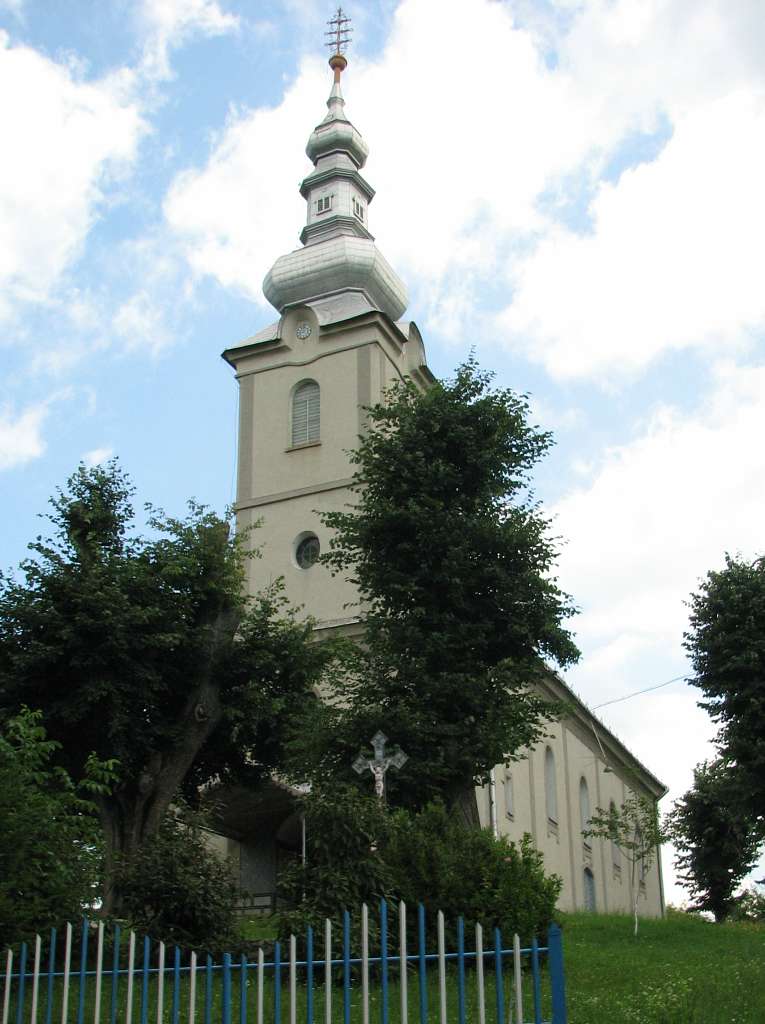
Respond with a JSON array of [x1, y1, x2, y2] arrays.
[[211, 36, 667, 920]]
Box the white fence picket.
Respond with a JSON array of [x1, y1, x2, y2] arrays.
[[513, 933, 523, 1024], [125, 931, 136, 1024], [94, 922, 104, 1024], [30, 934, 41, 1024], [361, 903, 369, 1024], [3, 949, 13, 1024], [156, 942, 165, 1024], [399, 901, 408, 1024], [475, 924, 485, 1024], [437, 911, 447, 1024], [324, 919, 331, 1024], [289, 935, 297, 1024], [188, 951, 197, 1024], [61, 923, 72, 1024], [257, 948, 264, 1024]]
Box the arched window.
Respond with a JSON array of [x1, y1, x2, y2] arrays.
[[610, 800, 621, 869], [504, 769, 514, 819], [579, 776, 591, 841], [583, 868, 596, 911], [544, 747, 558, 825], [292, 381, 320, 446]]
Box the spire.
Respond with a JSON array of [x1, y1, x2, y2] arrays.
[[262, 9, 408, 321]]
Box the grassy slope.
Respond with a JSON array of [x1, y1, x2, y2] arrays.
[[560, 910, 765, 1024], [238, 910, 765, 1023]]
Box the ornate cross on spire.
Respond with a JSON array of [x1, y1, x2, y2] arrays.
[[325, 7, 352, 55], [352, 731, 408, 802], [325, 7, 352, 81]]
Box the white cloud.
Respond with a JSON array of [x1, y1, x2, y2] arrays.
[[113, 291, 175, 353], [552, 361, 765, 896], [163, 0, 765, 379], [0, 32, 144, 322], [0, 401, 49, 470], [139, 0, 240, 80], [501, 90, 765, 379], [83, 447, 114, 467]]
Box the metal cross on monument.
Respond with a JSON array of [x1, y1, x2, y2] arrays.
[[352, 731, 408, 802]]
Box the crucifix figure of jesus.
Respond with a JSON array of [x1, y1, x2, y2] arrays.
[[352, 731, 408, 802]]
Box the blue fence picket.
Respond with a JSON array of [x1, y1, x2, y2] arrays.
[[109, 926, 121, 1024], [379, 900, 388, 1024], [493, 927, 504, 1024], [417, 905, 427, 1024], [273, 941, 281, 1024], [15, 942, 27, 1024], [139, 936, 150, 1024], [77, 921, 90, 1024], [0, 901, 566, 1024], [239, 954, 247, 1024], [342, 912, 350, 1024], [456, 917, 465, 1024], [305, 926, 313, 1024], [548, 924, 567, 1024], [205, 954, 213, 1024]]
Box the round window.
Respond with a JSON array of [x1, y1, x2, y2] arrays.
[[295, 534, 320, 569]]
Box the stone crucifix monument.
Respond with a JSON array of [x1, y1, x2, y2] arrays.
[[352, 731, 408, 802]]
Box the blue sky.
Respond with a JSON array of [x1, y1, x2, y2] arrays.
[[2, 0, 764, 902]]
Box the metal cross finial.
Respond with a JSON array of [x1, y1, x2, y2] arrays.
[[325, 7, 352, 56], [352, 730, 408, 802]]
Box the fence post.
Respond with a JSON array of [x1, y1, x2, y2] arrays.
[[547, 925, 567, 1024], [222, 953, 231, 1024]]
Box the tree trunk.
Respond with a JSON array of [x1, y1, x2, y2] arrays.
[[448, 782, 482, 829], [99, 607, 238, 914]]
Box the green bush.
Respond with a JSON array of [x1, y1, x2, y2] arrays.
[[0, 709, 107, 946], [277, 791, 560, 950], [117, 810, 239, 952], [385, 802, 561, 946]]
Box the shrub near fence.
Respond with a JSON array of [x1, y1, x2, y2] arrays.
[[1, 901, 567, 1024]]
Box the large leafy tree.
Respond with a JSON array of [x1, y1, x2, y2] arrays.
[[303, 359, 579, 814], [0, 709, 113, 945], [684, 553, 765, 829], [669, 759, 761, 922], [0, 463, 331, 910]]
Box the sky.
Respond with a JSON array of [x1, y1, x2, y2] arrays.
[[1, 0, 764, 905]]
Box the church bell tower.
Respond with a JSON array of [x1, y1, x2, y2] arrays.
[[223, 10, 432, 635]]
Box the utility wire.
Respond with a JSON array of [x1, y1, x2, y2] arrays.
[[591, 673, 689, 711]]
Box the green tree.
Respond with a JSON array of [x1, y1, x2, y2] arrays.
[[117, 806, 239, 951], [668, 759, 761, 923], [585, 793, 664, 936], [684, 553, 765, 830], [0, 709, 114, 946], [311, 359, 578, 815], [0, 462, 333, 912]]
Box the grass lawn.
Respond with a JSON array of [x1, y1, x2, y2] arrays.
[[559, 909, 765, 1023], [240, 909, 765, 1023]]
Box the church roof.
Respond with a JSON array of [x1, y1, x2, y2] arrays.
[[262, 54, 408, 321]]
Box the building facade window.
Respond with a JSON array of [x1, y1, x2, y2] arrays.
[[544, 747, 558, 825], [292, 380, 320, 445], [352, 196, 365, 221], [295, 534, 320, 569], [504, 769, 514, 819], [583, 868, 596, 911], [610, 800, 621, 870], [579, 776, 591, 846], [316, 194, 333, 214]]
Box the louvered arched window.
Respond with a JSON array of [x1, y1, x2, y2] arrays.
[[292, 380, 320, 445]]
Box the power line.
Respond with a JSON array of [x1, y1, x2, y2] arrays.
[[591, 673, 689, 711]]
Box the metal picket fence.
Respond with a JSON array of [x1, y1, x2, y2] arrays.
[[2, 901, 567, 1024]]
